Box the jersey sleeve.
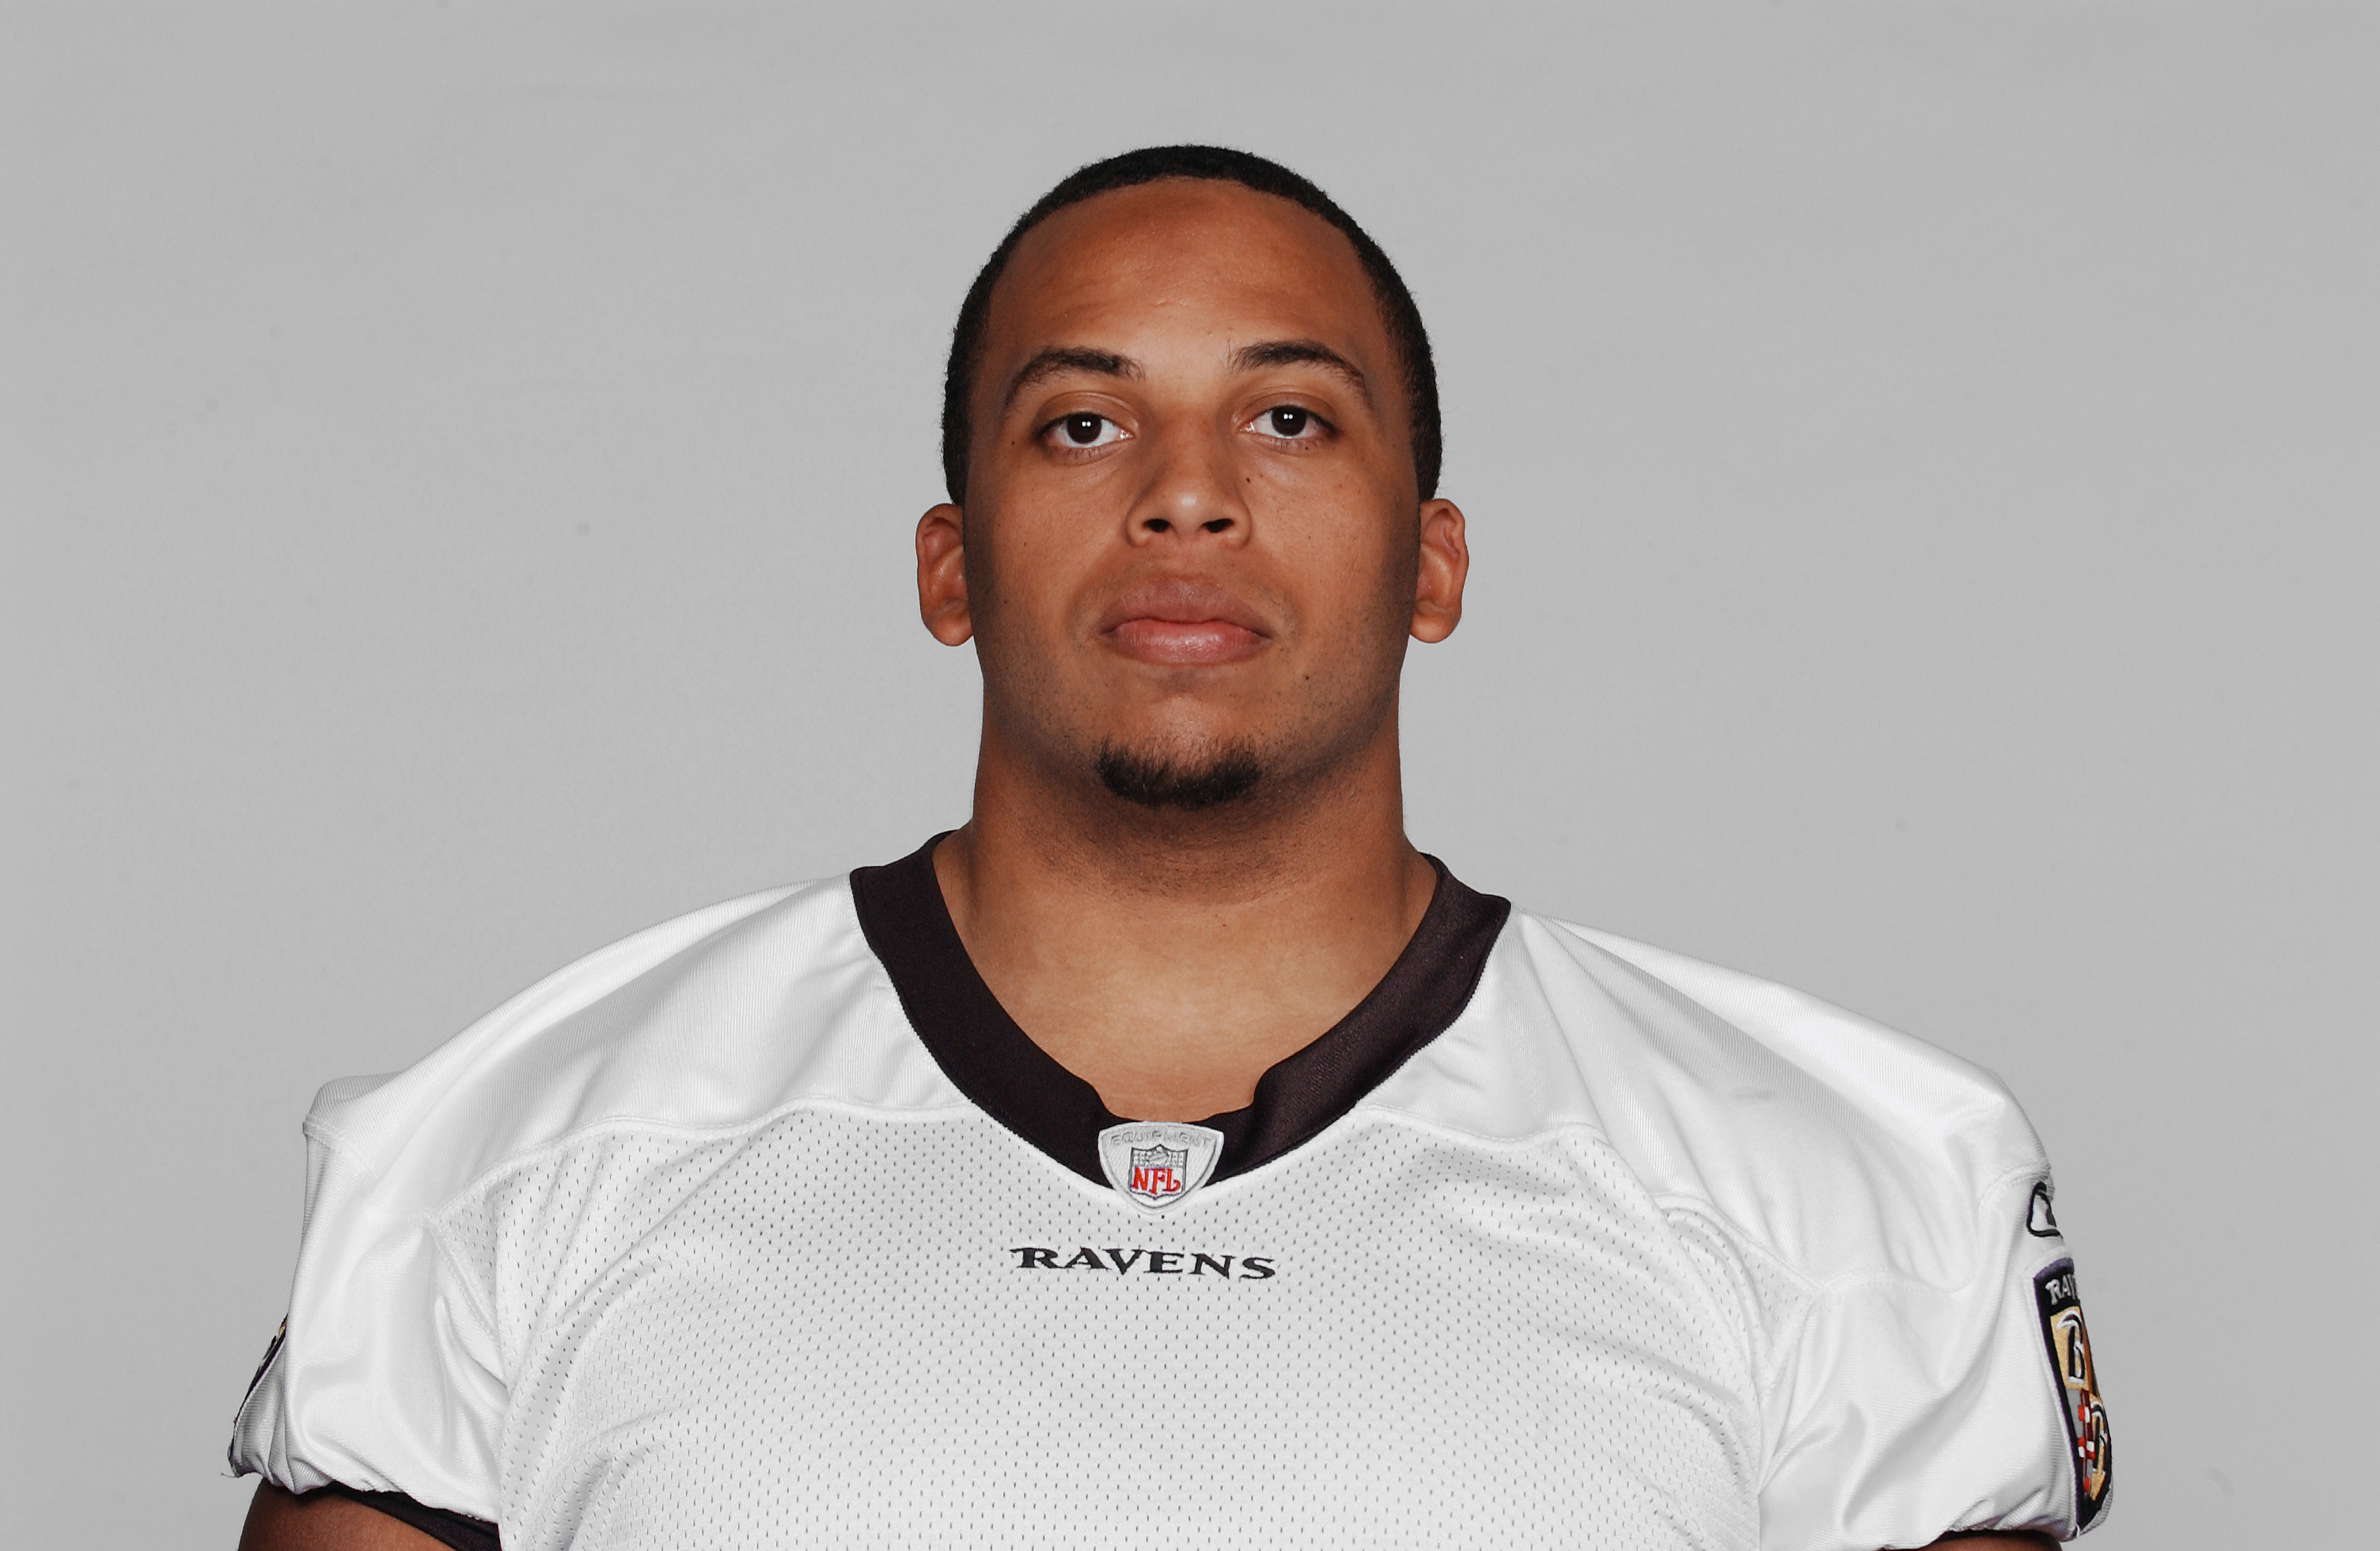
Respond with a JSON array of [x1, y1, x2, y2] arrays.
[[225, 882, 820, 1516], [1756, 1169, 2110, 1549], [227, 1076, 507, 1521]]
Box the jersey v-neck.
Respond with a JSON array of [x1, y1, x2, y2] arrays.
[[849, 833, 1511, 1186]]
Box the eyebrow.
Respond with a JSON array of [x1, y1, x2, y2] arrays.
[[1001, 347, 1142, 413], [999, 338, 1377, 416], [1230, 339, 1374, 408]]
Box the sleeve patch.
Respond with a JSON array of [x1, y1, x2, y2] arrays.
[[241, 1316, 286, 1408], [2033, 1260, 2112, 1530]]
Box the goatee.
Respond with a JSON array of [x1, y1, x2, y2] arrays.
[[1094, 744, 1265, 810]]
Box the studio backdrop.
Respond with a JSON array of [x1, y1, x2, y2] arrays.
[[6, 5, 2372, 1548]]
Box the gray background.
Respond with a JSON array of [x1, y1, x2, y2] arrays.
[[6, 3, 2372, 1546]]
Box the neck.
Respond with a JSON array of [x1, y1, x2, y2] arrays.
[[933, 712, 1438, 1121]]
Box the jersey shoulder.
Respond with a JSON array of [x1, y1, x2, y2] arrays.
[[295, 874, 964, 1215], [1371, 908, 2050, 1288]]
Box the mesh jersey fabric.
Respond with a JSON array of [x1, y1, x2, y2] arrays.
[[229, 848, 2101, 1549]]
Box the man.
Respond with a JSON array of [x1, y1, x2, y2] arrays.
[[233, 146, 2109, 1549]]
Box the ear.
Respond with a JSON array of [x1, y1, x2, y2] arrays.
[[916, 503, 973, 645], [1410, 498, 1467, 643]]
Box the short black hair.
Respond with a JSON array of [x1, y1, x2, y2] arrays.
[[940, 145, 1441, 506]]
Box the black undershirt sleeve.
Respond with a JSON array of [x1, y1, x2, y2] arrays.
[[316, 1485, 499, 1551]]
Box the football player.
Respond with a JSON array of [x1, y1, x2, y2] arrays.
[[233, 146, 2108, 1549]]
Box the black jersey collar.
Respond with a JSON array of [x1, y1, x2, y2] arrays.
[[850, 833, 1510, 1187]]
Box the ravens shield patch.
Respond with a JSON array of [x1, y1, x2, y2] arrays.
[[2033, 1260, 2112, 1530]]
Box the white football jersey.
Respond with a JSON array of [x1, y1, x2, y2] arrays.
[[229, 840, 2111, 1549]]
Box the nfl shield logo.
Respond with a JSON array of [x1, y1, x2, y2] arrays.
[[1097, 1122, 1224, 1210], [1127, 1143, 1190, 1202]]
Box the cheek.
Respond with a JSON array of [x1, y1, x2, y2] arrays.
[[962, 508, 1093, 651], [1266, 489, 1418, 629]]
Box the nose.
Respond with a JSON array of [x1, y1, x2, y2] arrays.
[[1126, 424, 1249, 545]]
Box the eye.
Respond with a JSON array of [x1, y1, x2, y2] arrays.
[[1249, 404, 1326, 442], [1044, 412, 1127, 449]]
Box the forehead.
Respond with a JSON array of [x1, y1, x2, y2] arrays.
[[981, 180, 1389, 382]]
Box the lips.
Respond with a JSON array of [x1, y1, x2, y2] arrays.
[[1094, 578, 1272, 666]]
